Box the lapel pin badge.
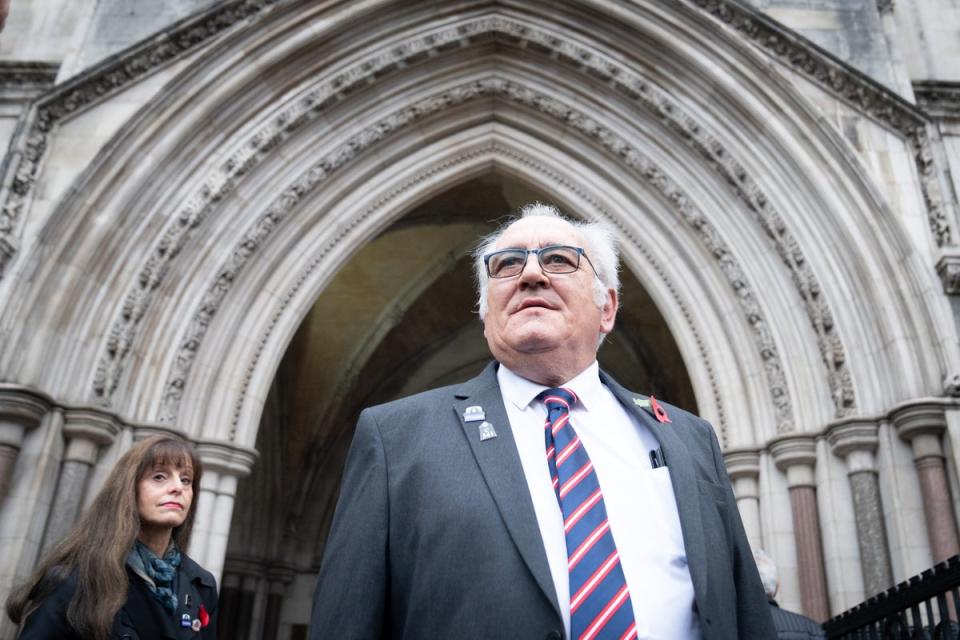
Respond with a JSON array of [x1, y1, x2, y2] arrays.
[[463, 405, 486, 422], [649, 395, 671, 424], [180, 613, 193, 628], [632, 397, 650, 408], [478, 421, 497, 441], [184, 593, 192, 607], [192, 618, 202, 632]]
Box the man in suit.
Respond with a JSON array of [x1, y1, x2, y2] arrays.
[[310, 203, 775, 639], [754, 549, 826, 639]]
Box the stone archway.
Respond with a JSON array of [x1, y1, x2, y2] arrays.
[[1, 1, 957, 635]]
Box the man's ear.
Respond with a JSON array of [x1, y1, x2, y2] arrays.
[[600, 289, 618, 333]]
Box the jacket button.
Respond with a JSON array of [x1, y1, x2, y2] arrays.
[[545, 632, 561, 640]]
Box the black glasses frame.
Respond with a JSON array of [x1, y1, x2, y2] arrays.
[[483, 244, 598, 279]]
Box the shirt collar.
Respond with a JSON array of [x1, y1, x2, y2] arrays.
[[497, 360, 602, 412]]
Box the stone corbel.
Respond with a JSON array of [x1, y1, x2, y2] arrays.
[[936, 248, 960, 296]]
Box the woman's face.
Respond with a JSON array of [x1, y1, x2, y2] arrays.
[[137, 462, 194, 532]]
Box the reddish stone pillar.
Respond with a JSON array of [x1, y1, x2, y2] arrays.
[[770, 435, 830, 622], [892, 399, 959, 563]]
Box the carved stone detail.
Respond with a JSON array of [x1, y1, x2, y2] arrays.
[[0, 62, 59, 91], [0, 0, 279, 277], [163, 78, 786, 438], [688, 0, 950, 248], [936, 249, 960, 295], [914, 81, 960, 119], [0, 15, 850, 426]]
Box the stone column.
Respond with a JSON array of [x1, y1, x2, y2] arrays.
[[190, 440, 256, 584], [40, 408, 120, 553], [724, 448, 762, 551], [769, 435, 830, 622], [826, 417, 893, 597], [262, 566, 294, 640], [891, 399, 959, 563], [0, 385, 51, 504]]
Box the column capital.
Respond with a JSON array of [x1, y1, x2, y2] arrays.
[[768, 434, 818, 472], [62, 407, 121, 446], [0, 384, 53, 447], [194, 439, 258, 477], [825, 416, 880, 459], [890, 398, 949, 443], [723, 448, 761, 480]]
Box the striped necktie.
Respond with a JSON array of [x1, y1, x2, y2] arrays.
[[540, 387, 637, 640]]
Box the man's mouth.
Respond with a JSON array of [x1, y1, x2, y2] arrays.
[[516, 298, 555, 312]]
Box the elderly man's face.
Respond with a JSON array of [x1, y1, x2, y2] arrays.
[[482, 217, 616, 384]]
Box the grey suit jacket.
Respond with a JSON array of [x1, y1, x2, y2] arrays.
[[310, 362, 775, 639]]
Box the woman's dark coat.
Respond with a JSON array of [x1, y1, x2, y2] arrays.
[[18, 554, 218, 639]]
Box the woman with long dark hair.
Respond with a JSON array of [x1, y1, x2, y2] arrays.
[[5, 434, 218, 639]]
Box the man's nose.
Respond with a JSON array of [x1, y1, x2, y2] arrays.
[[517, 252, 547, 285]]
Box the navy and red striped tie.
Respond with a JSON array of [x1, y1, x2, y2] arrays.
[[540, 387, 637, 640]]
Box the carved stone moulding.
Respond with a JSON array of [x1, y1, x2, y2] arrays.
[[890, 397, 950, 444], [914, 81, 960, 120], [825, 416, 880, 459], [0, 11, 850, 436], [193, 438, 258, 477], [0, 61, 59, 95], [936, 247, 960, 296], [161, 81, 790, 444], [83, 14, 849, 428], [687, 0, 949, 248], [0, 383, 53, 447], [723, 448, 761, 480], [768, 433, 819, 488]]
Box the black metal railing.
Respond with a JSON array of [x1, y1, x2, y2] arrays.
[[825, 556, 960, 639]]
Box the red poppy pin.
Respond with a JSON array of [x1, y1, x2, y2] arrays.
[[198, 604, 210, 629], [649, 396, 671, 424]]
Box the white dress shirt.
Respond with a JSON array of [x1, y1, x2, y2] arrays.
[[497, 362, 702, 639]]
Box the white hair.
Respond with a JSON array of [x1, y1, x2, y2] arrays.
[[752, 549, 778, 600], [472, 203, 621, 324]]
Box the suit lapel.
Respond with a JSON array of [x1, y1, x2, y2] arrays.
[[453, 362, 561, 619], [601, 372, 710, 605]]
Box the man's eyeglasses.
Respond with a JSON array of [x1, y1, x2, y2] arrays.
[[483, 245, 597, 279]]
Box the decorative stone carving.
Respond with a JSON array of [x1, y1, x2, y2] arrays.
[[944, 372, 960, 397], [936, 248, 960, 296], [0, 62, 59, 93], [3, 14, 850, 428], [689, 0, 950, 248], [914, 81, 960, 119], [157, 78, 793, 439], [0, 0, 280, 277]]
